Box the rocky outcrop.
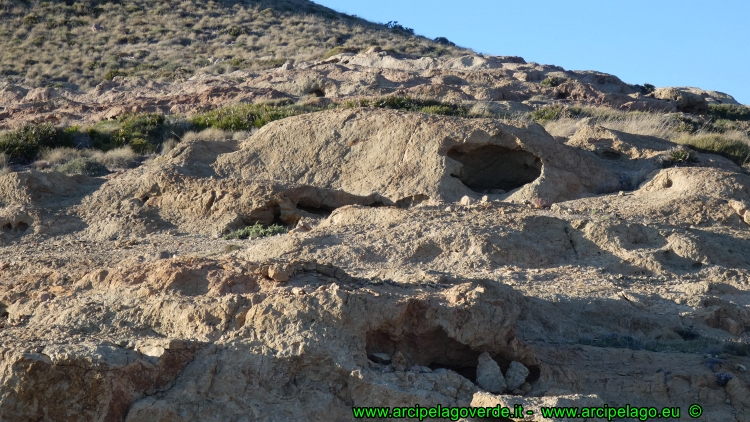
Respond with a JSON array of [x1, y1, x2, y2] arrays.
[[215, 108, 620, 205]]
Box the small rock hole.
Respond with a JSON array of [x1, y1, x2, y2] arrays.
[[309, 89, 325, 97]]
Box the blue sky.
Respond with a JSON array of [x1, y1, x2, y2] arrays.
[[313, 0, 750, 105]]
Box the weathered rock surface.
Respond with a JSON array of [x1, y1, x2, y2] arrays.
[[505, 361, 531, 392], [476, 352, 506, 393], [0, 51, 749, 422], [1, 50, 740, 130]]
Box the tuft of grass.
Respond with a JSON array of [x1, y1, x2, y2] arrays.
[[223, 244, 242, 253], [223, 222, 288, 240], [0, 153, 10, 176], [56, 157, 109, 176], [91, 147, 140, 170], [322, 46, 359, 60]]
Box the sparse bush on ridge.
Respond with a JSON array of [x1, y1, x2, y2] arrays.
[[674, 133, 750, 167], [189, 103, 329, 131], [56, 157, 109, 176], [344, 96, 470, 117], [0, 0, 467, 90], [708, 104, 750, 122], [540, 76, 566, 87]]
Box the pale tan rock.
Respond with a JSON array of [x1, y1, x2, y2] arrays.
[[460, 196, 474, 207], [729, 200, 748, 216], [476, 352, 506, 393], [268, 264, 290, 282]]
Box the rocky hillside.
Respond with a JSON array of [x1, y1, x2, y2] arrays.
[[1, 2, 750, 422], [0, 0, 464, 90]]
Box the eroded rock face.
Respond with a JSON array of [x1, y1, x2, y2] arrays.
[[1, 258, 535, 421], [215, 108, 620, 204], [1, 82, 750, 421]]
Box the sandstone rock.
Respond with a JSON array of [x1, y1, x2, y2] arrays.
[[729, 199, 748, 216], [215, 108, 621, 205], [476, 352, 506, 393], [530, 197, 549, 209], [652, 87, 709, 114], [460, 196, 474, 207], [268, 264, 291, 282], [505, 361, 530, 391], [745, 212, 750, 226]]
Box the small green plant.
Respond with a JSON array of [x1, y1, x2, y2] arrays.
[[540, 76, 566, 87], [223, 244, 242, 253], [56, 157, 109, 176], [22, 14, 40, 26], [223, 222, 288, 240], [661, 147, 698, 167]]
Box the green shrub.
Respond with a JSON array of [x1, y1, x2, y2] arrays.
[[189, 103, 325, 131], [661, 147, 698, 167], [530, 105, 566, 123], [112, 113, 168, 148], [0, 123, 73, 162], [347, 96, 468, 117], [709, 104, 750, 122], [56, 157, 109, 176], [540, 76, 566, 87], [675, 134, 750, 166], [223, 222, 288, 240]]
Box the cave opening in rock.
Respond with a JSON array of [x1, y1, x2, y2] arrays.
[[14, 222, 29, 232], [309, 89, 325, 97], [366, 328, 485, 382], [448, 145, 542, 193]]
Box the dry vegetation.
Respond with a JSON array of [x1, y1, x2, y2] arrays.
[[0, 0, 465, 90]]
